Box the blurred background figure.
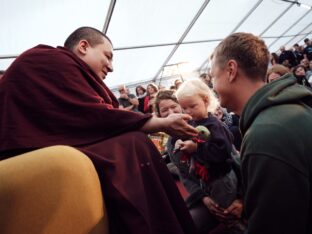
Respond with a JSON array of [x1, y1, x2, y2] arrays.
[[266, 64, 289, 83], [303, 38, 312, 61], [300, 58, 310, 70], [214, 106, 242, 151], [170, 85, 177, 92], [145, 83, 159, 113], [174, 79, 183, 90], [118, 84, 139, 112], [293, 43, 304, 65], [269, 53, 279, 67], [278, 46, 296, 68], [199, 72, 213, 89], [292, 65, 311, 88], [135, 85, 148, 113]]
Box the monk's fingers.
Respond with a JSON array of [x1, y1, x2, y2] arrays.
[[180, 113, 192, 121]]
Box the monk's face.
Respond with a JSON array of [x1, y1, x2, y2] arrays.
[[83, 37, 113, 80]]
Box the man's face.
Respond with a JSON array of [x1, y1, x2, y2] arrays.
[[211, 57, 231, 110], [83, 37, 113, 80]]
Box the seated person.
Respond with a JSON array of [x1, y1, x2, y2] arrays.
[[0, 26, 199, 234], [214, 106, 242, 151], [155, 87, 244, 234], [118, 85, 139, 112], [145, 83, 159, 113], [293, 64, 311, 88], [135, 85, 148, 113], [266, 64, 289, 83]]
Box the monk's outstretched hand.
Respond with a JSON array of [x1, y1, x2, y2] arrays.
[[163, 113, 198, 138]]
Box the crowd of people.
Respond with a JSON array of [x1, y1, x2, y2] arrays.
[[0, 26, 312, 234], [268, 38, 312, 86]]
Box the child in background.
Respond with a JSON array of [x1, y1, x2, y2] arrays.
[[214, 106, 242, 151], [168, 79, 243, 234]]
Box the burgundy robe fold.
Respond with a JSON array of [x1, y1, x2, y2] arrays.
[[0, 45, 196, 234]]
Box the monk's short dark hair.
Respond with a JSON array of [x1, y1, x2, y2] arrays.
[[213, 32, 269, 81], [64, 26, 112, 51]]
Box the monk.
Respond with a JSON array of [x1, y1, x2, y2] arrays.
[[0, 27, 199, 234]]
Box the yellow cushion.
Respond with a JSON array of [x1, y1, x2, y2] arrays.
[[0, 146, 108, 234]]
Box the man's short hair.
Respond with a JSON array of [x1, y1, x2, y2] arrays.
[[304, 38, 309, 43], [213, 32, 269, 81], [64, 26, 112, 51]]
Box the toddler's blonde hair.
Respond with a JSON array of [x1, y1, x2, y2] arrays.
[[175, 78, 219, 113]]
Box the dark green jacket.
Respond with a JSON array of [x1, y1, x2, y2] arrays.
[[240, 74, 312, 234]]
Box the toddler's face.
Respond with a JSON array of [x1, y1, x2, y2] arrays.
[[179, 95, 208, 120]]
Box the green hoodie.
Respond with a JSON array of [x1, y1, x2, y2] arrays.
[[240, 74, 312, 234]]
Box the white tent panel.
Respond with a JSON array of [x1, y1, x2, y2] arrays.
[[235, 1, 291, 35], [262, 38, 279, 50], [168, 41, 220, 73], [285, 24, 312, 47], [107, 0, 203, 47], [0, 59, 15, 70], [1, 0, 110, 55], [262, 4, 312, 50], [272, 13, 312, 50], [184, 0, 260, 41], [1, 0, 312, 87], [105, 45, 174, 88], [263, 4, 311, 38]]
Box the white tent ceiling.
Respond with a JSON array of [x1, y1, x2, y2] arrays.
[[1, 0, 312, 91]]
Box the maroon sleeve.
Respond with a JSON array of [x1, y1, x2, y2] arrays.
[[0, 45, 151, 151]]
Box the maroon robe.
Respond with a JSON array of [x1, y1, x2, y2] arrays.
[[0, 45, 196, 234]]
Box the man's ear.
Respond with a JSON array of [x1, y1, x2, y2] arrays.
[[76, 40, 89, 55], [227, 59, 238, 83]]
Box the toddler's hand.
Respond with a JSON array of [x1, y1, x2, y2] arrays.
[[180, 140, 197, 154]]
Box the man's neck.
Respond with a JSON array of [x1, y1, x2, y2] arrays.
[[234, 79, 265, 116]]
